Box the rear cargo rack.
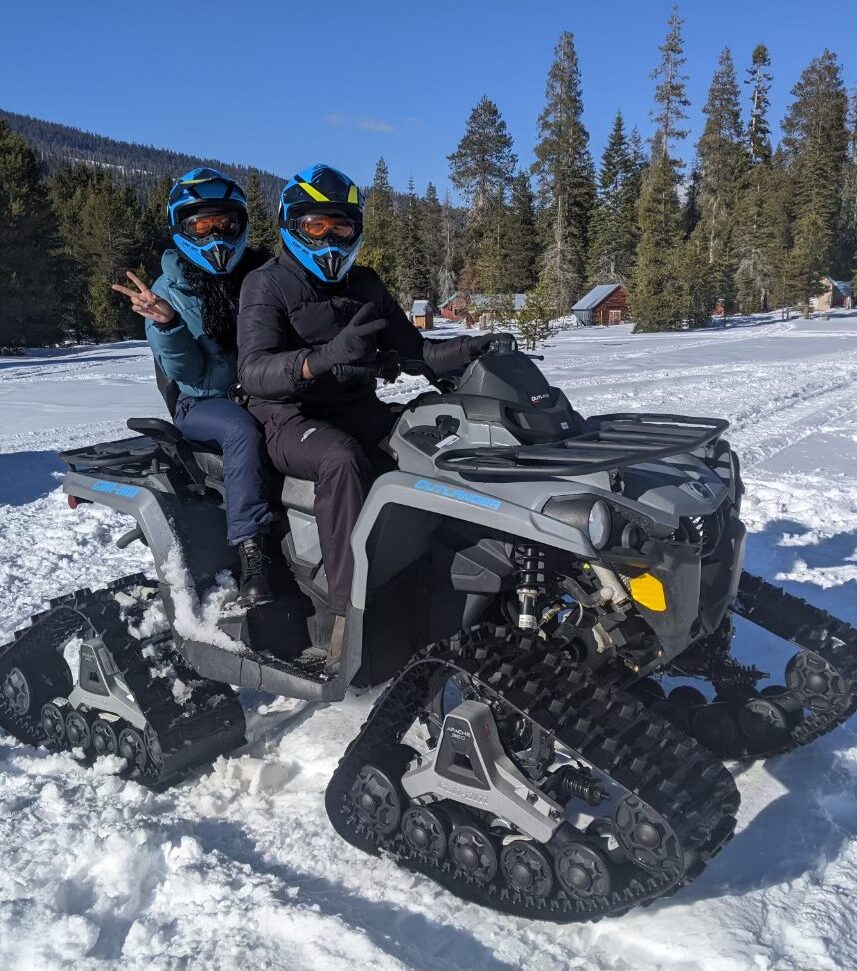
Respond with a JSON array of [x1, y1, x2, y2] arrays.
[[434, 413, 729, 480]]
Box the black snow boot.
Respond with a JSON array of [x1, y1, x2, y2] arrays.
[[237, 537, 272, 606]]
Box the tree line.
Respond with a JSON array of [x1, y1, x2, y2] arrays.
[[1, 6, 856, 349], [362, 10, 857, 334], [0, 119, 281, 349]]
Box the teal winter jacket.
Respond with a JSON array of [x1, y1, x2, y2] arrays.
[[146, 249, 237, 398]]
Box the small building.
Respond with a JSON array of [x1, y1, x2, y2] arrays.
[[810, 277, 854, 312], [438, 293, 470, 320], [410, 299, 434, 330], [571, 283, 629, 326]]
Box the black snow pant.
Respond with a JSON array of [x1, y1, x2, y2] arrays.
[[264, 397, 397, 615]]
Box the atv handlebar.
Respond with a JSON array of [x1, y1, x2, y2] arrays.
[[330, 352, 443, 388]]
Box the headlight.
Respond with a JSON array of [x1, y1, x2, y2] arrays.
[[588, 500, 612, 549]]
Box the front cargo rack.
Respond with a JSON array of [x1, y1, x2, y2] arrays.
[[434, 412, 729, 480]]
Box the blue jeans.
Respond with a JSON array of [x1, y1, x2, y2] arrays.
[[174, 394, 273, 546]]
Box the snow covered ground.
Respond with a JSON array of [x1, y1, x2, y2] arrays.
[[4, 313, 857, 969]]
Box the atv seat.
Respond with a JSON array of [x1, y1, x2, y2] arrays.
[[126, 417, 317, 515]]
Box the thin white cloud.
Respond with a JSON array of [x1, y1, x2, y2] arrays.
[[323, 113, 395, 133]]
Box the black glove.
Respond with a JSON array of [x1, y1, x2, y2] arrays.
[[465, 331, 516, 361], [305, 303, 388, 378]]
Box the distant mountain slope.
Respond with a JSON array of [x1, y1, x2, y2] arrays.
[[0, 108, 285, 205]]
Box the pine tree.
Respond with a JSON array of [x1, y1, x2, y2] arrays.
[[532, 31, 596, 313], [420, 182, 444, 304], [835, 89, 857, 283], [448, 97, 517, 208], [734, 45, 783, 313], [448, 96, 517, 291], [505, 171, 538, 292], [138, 174, 173, 279], [359, 157, 398, 291], [397, 176, 430, 307], [782, 51, 848, 305], [586, 111, 640, 285], [650, 5, 690, 161], [632, 154, 685, 331], [746, 44, 773, 165], [246, 169, 279, 255], [692, 47, 748, 308], [630, 8, 689, 331], [438, 190, 460, 302], [49, 166, 143, 341], [0, 121, 65, 347]]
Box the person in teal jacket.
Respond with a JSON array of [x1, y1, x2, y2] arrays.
[[112, 168, 273, 604]]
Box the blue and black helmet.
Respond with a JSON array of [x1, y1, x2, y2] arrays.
[[278, 164, 364, 283], [167, 167, 248, 275]]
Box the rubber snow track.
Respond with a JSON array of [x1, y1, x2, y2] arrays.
[[5, 318, 857, 969]]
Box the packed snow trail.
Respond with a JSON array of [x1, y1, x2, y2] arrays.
[[3, 315, 857, 969]]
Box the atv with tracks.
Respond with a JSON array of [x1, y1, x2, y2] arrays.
[[3, 337, 854, 921]]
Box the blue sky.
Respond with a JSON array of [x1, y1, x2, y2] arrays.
[[1, 0, 854, 197]]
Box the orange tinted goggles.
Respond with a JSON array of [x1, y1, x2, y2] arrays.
[[297, 214, 358, 241], [182, 212, 243, 238]]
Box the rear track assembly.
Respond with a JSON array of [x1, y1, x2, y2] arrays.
[[0, 574, 245, 789]]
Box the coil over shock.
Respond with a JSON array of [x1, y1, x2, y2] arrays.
[[514, 544, 547, 631]]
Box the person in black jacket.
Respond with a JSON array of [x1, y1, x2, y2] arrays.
[[237, 163, 505, 663]]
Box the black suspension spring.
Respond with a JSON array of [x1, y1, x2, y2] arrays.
[[513, 544, 547, 589], [557, 767, 607, 806]]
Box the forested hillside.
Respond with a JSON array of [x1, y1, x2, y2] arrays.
[[0, 109, 284, 206]]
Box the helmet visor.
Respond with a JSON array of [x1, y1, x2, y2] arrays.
[[290, 212, 359, 247], [181, 210, 246, 241]]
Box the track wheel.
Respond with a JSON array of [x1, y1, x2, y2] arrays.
[[40, 701, 67, 746], [144, 723, 163, 767], [2, 667, 35, 717], [448, 825, 498, 883], [786, 651, 851, 712], [118, 726, 148, 772], [64, 710, 91, 750], [350, 763, 404, 836], [401, 805, 448, 860], [554, 842, 611, 899], [91, 719, 119, 756], [500, 841, 554, 898], [737, 696, 792, 751], [690, 703, 740, 756], [668, 685, 707, 709], [613, 794, 682, 873]]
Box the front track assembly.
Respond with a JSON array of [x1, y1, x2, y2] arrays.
[[646, 572, 857, 759], [0, 574, 245, 789], [326, 624, 739, 922]]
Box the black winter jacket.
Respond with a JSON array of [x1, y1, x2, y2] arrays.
[[237, 250, 475, 424]]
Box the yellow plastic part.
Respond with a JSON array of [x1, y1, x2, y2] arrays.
[[629, 573, 667, 612], [347, 183, 359, 204], [299, 181, 329, 202]]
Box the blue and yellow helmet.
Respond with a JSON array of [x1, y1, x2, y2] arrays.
[[278, 164, 364, 283], [167, 167, 248, 275]]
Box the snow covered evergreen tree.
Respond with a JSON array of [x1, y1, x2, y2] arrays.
[[360, 157, 398, 292], [532, 31, 595, 314]]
